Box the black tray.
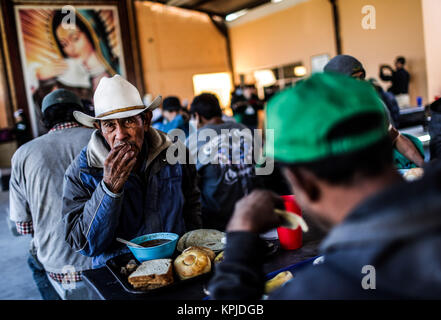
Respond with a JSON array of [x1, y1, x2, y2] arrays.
[[105, 252, 212, 295]]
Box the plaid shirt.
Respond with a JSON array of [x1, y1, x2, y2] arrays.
[[48, 271, 83, 283], [16, 121, 83, 283], [49, 121, 81, 133], [15, 221, 34, 235]]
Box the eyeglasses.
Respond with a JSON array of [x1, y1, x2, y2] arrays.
[[100, 116, 142, 134]]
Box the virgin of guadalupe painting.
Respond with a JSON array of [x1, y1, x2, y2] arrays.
[[15, 6, 126, 136]]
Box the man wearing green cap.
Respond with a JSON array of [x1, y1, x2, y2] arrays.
[[208, 73, 441, 299], [9, 89, 96, 299]]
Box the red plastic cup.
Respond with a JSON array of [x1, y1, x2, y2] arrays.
[[277, 195, 302, 250]]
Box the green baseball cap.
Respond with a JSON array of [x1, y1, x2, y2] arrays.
[[41, 89, 83, 113], [265, 72, 388, 163]]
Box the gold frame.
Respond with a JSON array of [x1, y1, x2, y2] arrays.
[[0, 0, 144, 135]]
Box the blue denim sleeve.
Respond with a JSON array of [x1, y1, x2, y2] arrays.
[[62, 161, 124, 257]]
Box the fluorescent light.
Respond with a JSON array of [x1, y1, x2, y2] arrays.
[[254, 70, 276, 87], [193, 72, 233, 109], [418, 134, 431, 142], [226, 9, 248, 22], [271, 0, 284, 3], [294, 66, 307, 77]]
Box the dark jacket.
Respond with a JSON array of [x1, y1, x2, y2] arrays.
[[380, 68, 410, 95], [208, 164, 441, 299], [62, 127, 201, 268], [429, 99, 441, 161], [186, 122, 262, 230]]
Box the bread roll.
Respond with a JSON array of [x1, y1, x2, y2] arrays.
[[183, 246, 215, 262], [174, 248, 211, 280]]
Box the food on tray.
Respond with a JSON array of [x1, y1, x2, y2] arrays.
[[214, 251, 224, 264], [403, 167, 424, 181], [183, 246, 215, 262], [128, 258, 174, 290], [120, 259, 138, 276], [264, 271, 293, 294], [139, 238, 171, 248], [275, 209, 309, 232], [177, 229, 225, 252], [174, 247, 212, 280]]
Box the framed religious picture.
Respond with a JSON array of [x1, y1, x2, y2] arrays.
[[0, 0, 143, 137]]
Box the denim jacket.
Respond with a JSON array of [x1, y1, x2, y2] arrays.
[[62, 127, 201, 268]]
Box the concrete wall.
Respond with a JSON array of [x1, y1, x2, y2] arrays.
[[228, 0, 428, 105], [339, 0, 427, 105], [134, 1, 230, 103], [229, 0, 336, 81], [421, 0, 441, 103]]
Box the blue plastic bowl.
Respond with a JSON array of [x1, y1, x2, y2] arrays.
[[127, 232, 179, 262]]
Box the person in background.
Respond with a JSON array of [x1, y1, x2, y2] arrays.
[[369, 78, 400, 128], [152, 96, 190, 138], [428, 98, 441, 161], [62, 75, 201, 268], [324, 54, 424, 168], [208, 72, 441, 299], [9, 89, 95, 300], [186, 93, 261, 230], [230, 85, 264, 130], [379, 56, 410, 108], [81, 99, 95, 117], [13, 109, 33, 147]]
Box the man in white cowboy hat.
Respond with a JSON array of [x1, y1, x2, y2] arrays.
[[61, 75, 201, 268]]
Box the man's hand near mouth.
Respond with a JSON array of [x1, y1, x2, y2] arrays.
[[103, 142, 139, 193]]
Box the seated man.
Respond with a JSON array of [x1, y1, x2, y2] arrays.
[[324, 54, 424, 168], [186, 93, 261, 230], [62, 75, 201, 268], [208, 72, 441, 299], [153, 96, 189, 138]]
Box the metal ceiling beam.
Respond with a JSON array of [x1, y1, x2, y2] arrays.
[[189, 0, 216, 8], [166, 0, 189, 6], [163, 0, 272, 17], [226, 0, 271, 15], [329, 0, 342, 54]]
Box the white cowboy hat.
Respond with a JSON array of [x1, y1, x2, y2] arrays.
[[73, 74, 162, 127]]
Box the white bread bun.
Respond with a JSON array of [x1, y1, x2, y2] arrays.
[[183, 246, 215, 262], [174, 247, 211, 280]]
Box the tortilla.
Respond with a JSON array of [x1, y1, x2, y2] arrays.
[[177, 229, 225, 252], [403, 168, 424, 181], [275, 209, 309, 232]]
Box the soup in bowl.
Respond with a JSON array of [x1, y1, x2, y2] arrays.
[[127, 232, 179, 262]]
